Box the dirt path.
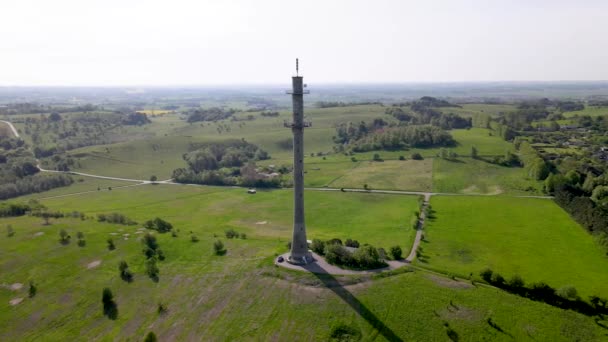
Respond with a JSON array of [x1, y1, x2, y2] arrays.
[[0, 120, 20, 138], [406, 193, 431, 262]]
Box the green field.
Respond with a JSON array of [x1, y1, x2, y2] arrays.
[[2, 185, 606, 340], [563, 106, 608, 117], [330, 159, 432, 191], [432, 157, 542, 195], [421, 196, 608, 297]]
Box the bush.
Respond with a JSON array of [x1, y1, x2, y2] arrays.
[[213, 240, 225, 255], [353, 245, 384, 269], [225, 228, 239, 239], [157, 303, 167, 315], [144, 332, 157, 342], [324, 244, 354, 266], [190, 234, 199, 242], [344, 239, 360, 248], [389, 245, 402, 260], [6, 225, 14, 237], [77, 239, 86, 247], [102, 287, 117, 319], [240, 233, 247, 239], [507, 274, 524, 289], [377, 247, 387, 260], [329, 323, 361, 341], [145, 258, 159, 281], [557, 286, 578, 300], [28, 281, 37, 298], [107, 238, 115, 250], [59, 229, 70, 244], [119, 261, 133, 282], [372, 153, 382, 161], [490, 272, 505, 286], [411, 152, 423, 160], [327, 238, 343, 246], [144, 217, 173, 233], [399, 155, 405, 160], [311, 239, 326, 255], [480, 268, 493, 282]]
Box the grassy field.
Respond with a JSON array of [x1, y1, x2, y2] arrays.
[[1, 185, 606, 340], [329, 159, 433, 191], [421, 196, 608, 297], [432, 157, 542, 195], [563, 106, 608, 117]]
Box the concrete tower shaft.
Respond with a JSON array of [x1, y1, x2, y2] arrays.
[[287, 73, 312, 264]]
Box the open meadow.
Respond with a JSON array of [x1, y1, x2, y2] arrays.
[[2, 185, 607, 341], [421, 196, 608, 298]]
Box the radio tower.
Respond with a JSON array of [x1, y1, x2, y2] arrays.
[[285, 58, 312, 264]]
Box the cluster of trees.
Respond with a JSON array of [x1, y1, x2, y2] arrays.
[[480, 268, 607, 317], [336, 123, 455, 152], [144, 217, 173, 233], [385, 107, 471, 129], [0, 173, 73, 200], [186, 107, 237, 123], [225, 228, 246, 239], [310, 238, 402, 270], [0, 103, 98, 115], [260, 111, 279, 117], [142, 233, 164, 281], [121, 112, 151, 125], [518, 141, 550, 180], [97, 213, 137, 225], [315, 101, 380, 108], [0, 201, 44, 217], [172, 140, 280, 188]]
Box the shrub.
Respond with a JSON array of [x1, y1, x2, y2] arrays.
[[389, 245, 402, 260], [411, 152, 423, 160], [377, 247, 387, 260], [157, 302, 167, 315], [225, 228, 239, 239], [107, 238, 116, 250], [77, 232, 84, 240], [557, 286, 578, 300], [329, 323, 361, 341], [59, 229, 70, 244], [144, 332, 157, 342], [190, 234, 199, 242], [240, 233, 247, 239], [119, 261, 133, 282], [213, 240, 225, 255], [372, 153, 382, 161], [507, 274, 524, 289], [480, 268, 493, 282], [344, 239, 360, 248], [324, 244, 354, 266], [145, 258, 159, 281], [351, 157, 357, 162], [311, 239, 326, 255], [77, 238, 86, 247], [353, 245, 384, 269], [28, 281, 37, 298], [6, 225, 14, 237], [490, 272, 505, 286], [327, 238, 343, 246], [399, 155, 405, 160], [144, 217, 173, 233], [171, 230, 178, 237], [102, 287, 117, 319]]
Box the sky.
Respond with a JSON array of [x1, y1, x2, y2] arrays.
[[1, 0, 607, 86]]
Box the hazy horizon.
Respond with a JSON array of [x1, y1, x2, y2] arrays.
[[2, 0, 608, 86]]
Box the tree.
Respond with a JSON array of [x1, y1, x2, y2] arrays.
[[213, 240, 225, 255], [311, 239, 325, 255], [389, 245, 402, 260], [411, 153, 423, 160], [557, 285, 578, 300], [107, 238, 116, 250], [28, 281, 37, 298], [119, 260, 133, 282], [144, 332, 158, 342], [59, 229, 70, 244], [6, 225, 14, 237], [150, 175, 158, 182], [102, 287, 117, 319], [471, 146, 479, 159], [145, 258, 159, 281]]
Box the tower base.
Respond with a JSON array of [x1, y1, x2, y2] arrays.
[[287, 251, 314, 265]]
